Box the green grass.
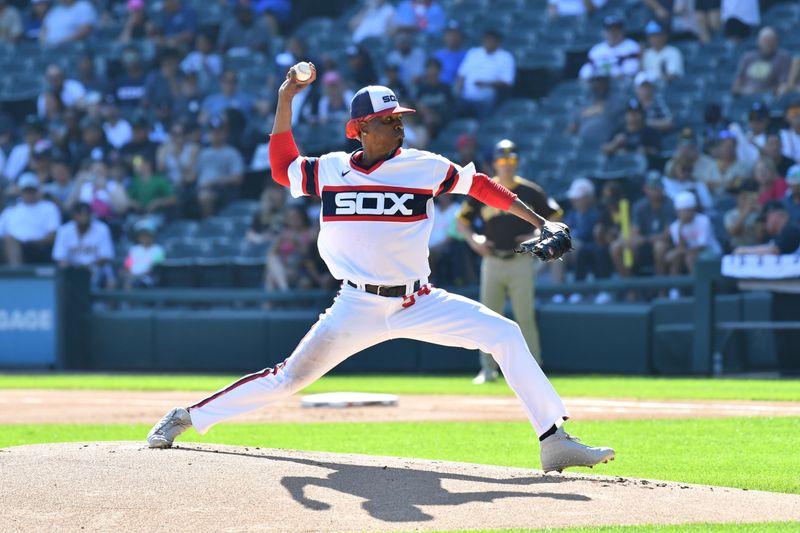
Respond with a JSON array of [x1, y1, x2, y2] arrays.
[[2, 417, 799, 494], [1, 373, 799, 401]]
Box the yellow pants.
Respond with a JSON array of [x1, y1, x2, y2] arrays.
[[479, 254, 542, 370]]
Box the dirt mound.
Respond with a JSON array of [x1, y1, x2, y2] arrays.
[[2, 442, 799, 532]]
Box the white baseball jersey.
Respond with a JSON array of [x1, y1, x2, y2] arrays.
[[287, 148, 476, 286], [52, 219, 114, 266]]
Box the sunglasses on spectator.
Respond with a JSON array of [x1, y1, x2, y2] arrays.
[[495, 157, 518, 165]]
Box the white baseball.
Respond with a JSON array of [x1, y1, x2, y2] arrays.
[[293, 62, 312, 82]]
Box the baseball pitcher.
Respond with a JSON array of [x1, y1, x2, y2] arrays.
[[147, 63, 614, 473]]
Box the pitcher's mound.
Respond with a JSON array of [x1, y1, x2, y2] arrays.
[[1, 442, 798, 532]]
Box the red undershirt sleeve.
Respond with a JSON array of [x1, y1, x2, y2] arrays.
[[467, 173, 517, 211], [268, 131, 300, 188]]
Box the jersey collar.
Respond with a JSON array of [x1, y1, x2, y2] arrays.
[[349, 147, 401, 174]]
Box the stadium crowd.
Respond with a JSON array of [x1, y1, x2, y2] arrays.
[[0, 0, 798, 301]]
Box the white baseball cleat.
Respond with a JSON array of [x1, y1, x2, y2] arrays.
[[147, 407, 192, 449], [540, 427, 615, 473], [472, 369, 499, 385]]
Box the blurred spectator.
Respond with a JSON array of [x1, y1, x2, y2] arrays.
[[40, 0, 96, 46], [127, 156, 177, 220], [77, 53, 109, 96], [120, 0, 149, 43], [569, 69, 625, 142], [663, 152, 715, 211], [0, 173, 61, 265], [153, 0, 197, 50], [753, 157, 787, 205], [102, 97, 133, 150], [453, 133, 490, 175], [52, 202, 115, 288], [666, 191, 721, 277], [74, 116, 111, 166], [549, 0, 607, 18], [180, 30, 223, 90], [578, 16, 640, 80], [0, 0, 22, 44], [350, 0, 395, 44], [778, 57, 800, 97], [24, 0, 49, 42], [432, 20, 466, 86], [641, 20, 684, 81], [429, 193, 466, 284], [345, 45, 378, 88], [671, 0, 700, 37], [721, 0, 759, 42], [41, 154, 74, 212], [563, 178, 610, 289], [218, 2, 271, 55], [665, 129, 716, 183], [731, 27, 790, 96], [393, 0, 446, 35], [783, 165, 800, 224], [633, 72, 674, 132], [414, 58, 451, 137], [145, 48, 182, 111], [602, 100, 661, 159], [701, 103, 728, 152], [729, 101, 769, 167], [247, 185, 286, 245], [157, 120, 199, 189], [734, 201, 800, 255], [266, 205, 316, 290], [779, 101, 800, 162], [593, 181, 626, 302], [380, 63, 411, 102], [123, 220, 165, 288], [455, 29, 515, 118], [201, 69, 254, 125], [704, 130, 751, 194], [70, 160, 129, 221], [195, 118, 243, 218], [724, 179, 761, 247], [387, 30, 426, 87], [37, 64, 86, 118], [694, 0, 720, 43], [400, 112, 429, 149], [113, 47, 148, 110], [4, 116, 46, 183], [121, 115, 159, 168], [611, 172, 674, 277], [307, 71, 353, 126], [174, 70, 204, 120], [25, 140, 54, 186]]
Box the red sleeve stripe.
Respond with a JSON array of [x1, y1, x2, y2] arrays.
[[435, 165, 460, 196]]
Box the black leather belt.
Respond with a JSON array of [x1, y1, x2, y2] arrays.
[[347, 280, 421, 297]]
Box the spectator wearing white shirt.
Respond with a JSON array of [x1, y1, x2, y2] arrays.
[[0, 173, 61, 265], [52, 202, 115, 288], [386, 30, 426, 88], [641, 20, 684, 81], [455, 29, 515, 118], [37, 64, 85, 119], [39, 0, 96, 46], [729, 101, 769, 168], [102, 97, 133, 150], [780, 101, 800, 163], [350, 0, 395, 44], [548, 0, 607, 18], [666, 191, 721, 278], [579, 16, 641, 80], [3, 116, 46, 184], [124, 219, 165, 288]]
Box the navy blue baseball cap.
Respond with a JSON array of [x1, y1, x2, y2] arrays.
[[345, 85, 416, 140]]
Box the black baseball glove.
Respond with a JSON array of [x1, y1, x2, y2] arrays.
[[515, 221, 573, 261]]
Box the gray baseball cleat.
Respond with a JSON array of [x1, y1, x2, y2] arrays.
[[147, 407, 192, 448], [540, 427, 615, 473]]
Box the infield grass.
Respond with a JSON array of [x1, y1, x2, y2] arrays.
[[1, 373, 799, 401], [2, 417, 798, 494]]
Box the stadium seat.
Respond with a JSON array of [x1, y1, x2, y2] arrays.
[[156, 259, 196, 288], [596, 153, 648, 180], [232, 257, 266, 288], [159, 220, 198, 240], [197, 218, 234, 239], [194, 258, 235, 288]]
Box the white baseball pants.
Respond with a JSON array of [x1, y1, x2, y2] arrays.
[[188, 284, 569, 437]]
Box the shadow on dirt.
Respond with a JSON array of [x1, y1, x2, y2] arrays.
[[175, 446, 591, 522]]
